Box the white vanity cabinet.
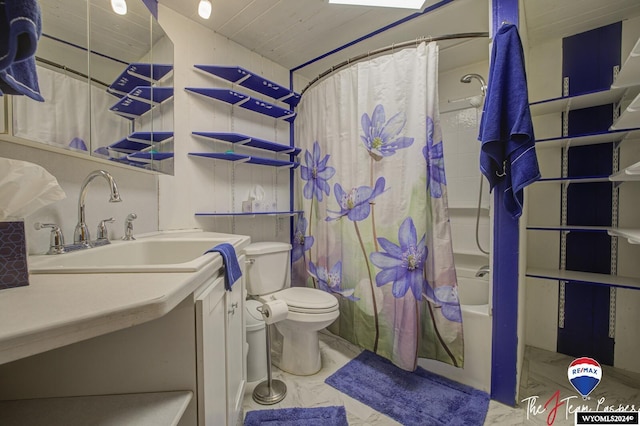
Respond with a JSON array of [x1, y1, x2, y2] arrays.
[[0, 254, 247, 426], [195, 254, 246, 426]]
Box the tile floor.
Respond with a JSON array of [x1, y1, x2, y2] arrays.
[[242, 331, 640, 425]]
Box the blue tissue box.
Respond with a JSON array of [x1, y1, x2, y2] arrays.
[[0, 221, 29, 290]]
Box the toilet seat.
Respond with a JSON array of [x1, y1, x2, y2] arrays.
[[272, 287, 339, 314]]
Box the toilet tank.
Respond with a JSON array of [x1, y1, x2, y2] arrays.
[[244, 242, 292, 295]]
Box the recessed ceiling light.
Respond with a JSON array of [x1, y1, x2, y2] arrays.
[[328, 0, 426, 9], [198, 0, 212, 19], [110, 0, 127, 15]]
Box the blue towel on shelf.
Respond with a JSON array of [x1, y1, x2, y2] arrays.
[[0, 0, 43, 101], [204, 243, 242, 291], [479, 23, 540, 219]]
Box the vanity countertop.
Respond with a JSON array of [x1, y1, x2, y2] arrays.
[[0, 231, 250, 365]]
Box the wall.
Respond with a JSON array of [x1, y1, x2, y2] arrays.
[[157, 5, 294, 245], [0, 141, 159, 255], [525, 16, 640, 373]]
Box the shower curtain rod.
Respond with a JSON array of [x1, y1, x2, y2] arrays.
[[35, 56, 109, 88], [300, 31, 489, 96]]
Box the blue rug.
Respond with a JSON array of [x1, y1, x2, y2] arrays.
[[326, 350, 489, 426], [244, 405, 348, 425]]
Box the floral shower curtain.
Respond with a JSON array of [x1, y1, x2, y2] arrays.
[[293, 42, 463, 371]]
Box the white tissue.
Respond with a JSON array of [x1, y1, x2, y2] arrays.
[[261, 299, 288, 324], [0, 158, 66, 220]]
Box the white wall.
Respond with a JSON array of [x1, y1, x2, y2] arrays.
[[157, 5, 293, 244], [0, 140, 159, 255]]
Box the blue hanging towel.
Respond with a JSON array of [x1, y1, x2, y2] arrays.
[[0, 0, 43, 101], [204, 243, 242, 291], [479, 23, 540, 219]]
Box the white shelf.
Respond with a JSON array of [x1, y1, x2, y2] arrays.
[[0, 391, 192, 426], [530, 87, 626, 116], [196, 211, 302, 217], [610, 93, 640, 130], [535, 129, 640, 149], [536, 176, 610, 184], [611, 37, 640, 89], [527, 225, 611, 232], [526, 267, 640, 291], [610, 160, 640, 182]]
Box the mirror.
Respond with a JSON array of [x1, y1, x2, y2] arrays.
[[9, 0, 174, 174]]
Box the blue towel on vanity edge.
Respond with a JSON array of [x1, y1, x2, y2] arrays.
[[204, 243, 242, 291], [479, 23, 540, 219], [0, 0, 44, 101]]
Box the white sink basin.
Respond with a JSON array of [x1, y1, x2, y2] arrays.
[[29, 233, 246, 274]]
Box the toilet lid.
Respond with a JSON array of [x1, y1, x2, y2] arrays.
[[273, 287, 339, 313]]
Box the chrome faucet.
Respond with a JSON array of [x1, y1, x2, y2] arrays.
[[74, 170, 122, 246], [475, 265, 490, 278]]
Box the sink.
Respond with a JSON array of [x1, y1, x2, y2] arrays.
[[29, 233, 246, 274]]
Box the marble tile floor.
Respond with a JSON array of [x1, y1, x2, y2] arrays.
[[242, 332, 640, 425]]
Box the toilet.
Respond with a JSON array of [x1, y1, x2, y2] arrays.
[[244, 242, 339, 376]]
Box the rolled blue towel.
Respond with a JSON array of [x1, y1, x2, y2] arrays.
[[204, 243, 242, 291]]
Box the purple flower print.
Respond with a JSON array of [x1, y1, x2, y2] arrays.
[[370, 217, 426, 299], [423, 116, 446, 198], [292, 217, 314, 263], [423, 281, 462, 323], [326, 177, 387, 222], [361, 105, 414, 161], [308, 260, 359, 301], [300, 141, 335, 201]]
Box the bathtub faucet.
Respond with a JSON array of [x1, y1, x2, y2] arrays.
[[475, 265, 490, 278]]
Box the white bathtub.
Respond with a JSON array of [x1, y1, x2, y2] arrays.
[[418, 264, 492, 392]]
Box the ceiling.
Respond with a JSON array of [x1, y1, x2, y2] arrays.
[[159, 0, 640, 81]]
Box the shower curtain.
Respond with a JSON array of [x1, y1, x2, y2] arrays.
[[294, 42, 463, 370]]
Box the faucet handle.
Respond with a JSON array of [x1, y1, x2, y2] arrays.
[[34, 222, 65, 255], [122, 213, 137, 241], [96, 217, 115, 241]]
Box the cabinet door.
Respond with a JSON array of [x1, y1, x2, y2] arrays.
[[225, 254, 246, 426], [196, 276, 227, 426]]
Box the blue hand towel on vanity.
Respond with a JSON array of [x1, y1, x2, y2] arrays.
[[479, 23, 540, 218], [0, 0, 44, 101], [204, 243, 242, 291]]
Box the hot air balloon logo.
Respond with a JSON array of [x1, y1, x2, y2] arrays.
[[567, 357, 602, 399]]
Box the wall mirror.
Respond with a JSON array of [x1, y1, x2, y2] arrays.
[[8, 0, 174, 174]]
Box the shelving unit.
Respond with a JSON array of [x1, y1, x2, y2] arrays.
[[107, 63, 173, 98], [187, 64, 302, 221], [194, 65, 300, 107], [527, 36, 640, 294], [193, 132, 300, 155], [185, 88, 296, 122], [110, 87, 174, 119], [189, 152, 299, 168]]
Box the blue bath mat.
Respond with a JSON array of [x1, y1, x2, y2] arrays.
[[326, 350, 489, 426], [244, 405, 348, 425]]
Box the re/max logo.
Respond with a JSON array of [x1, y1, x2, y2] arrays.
[[572, 367, 599, 375]]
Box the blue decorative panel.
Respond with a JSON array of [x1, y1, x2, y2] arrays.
[[0, 221, 29, 290]]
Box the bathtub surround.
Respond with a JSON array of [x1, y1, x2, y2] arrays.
[[326, 349, 490, 426], [244, 405, 348, 426]]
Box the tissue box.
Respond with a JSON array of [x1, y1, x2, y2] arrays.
[[0, 221, 29, 290]]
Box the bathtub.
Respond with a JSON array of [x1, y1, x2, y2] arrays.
[[418, 263, 492, 392]]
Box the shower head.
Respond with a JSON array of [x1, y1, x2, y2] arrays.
[[460, 73, 487, 95]]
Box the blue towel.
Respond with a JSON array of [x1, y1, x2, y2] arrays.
[[0, 0, 43, 101], [0, 57, 44, 101], [0, 0, 41, 69], [204, 243, 242, 291], [479, 23, 540, 219]]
